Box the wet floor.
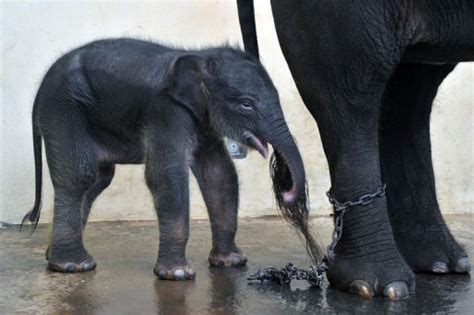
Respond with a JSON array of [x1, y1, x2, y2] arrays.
[[1, 215, 473, 314]]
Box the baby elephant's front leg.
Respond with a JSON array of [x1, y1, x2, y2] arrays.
[[145, 152, 195, 281], [192, 138, 247, 268]]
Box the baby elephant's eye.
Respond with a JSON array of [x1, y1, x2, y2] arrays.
[[240, 100, 254, 110]]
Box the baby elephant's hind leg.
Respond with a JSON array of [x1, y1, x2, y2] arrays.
[[192, 138, 247, 268], [81, 163, 116, 228], [43, 114, 99, 273]]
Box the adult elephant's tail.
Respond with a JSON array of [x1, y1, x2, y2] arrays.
[[237, 0, 259, 59]]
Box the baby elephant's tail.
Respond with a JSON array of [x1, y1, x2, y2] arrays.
[[21, 109, 42, 233]]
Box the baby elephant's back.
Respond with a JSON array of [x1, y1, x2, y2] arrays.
[[35, 38, 173, 137], [78, 38, 173, 102], [80, 38, 172, 82]]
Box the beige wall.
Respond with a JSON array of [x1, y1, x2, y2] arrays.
[[1, 0, 473, 224]]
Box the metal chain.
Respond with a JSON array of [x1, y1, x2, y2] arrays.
[[327, 184, 387, 212], [247, 184, 386, 287], [247, 263, 327, 287], [325, 184, 386, 259]]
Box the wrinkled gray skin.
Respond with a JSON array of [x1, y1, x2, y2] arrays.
[[237, 0, 474, 299], [23, 38, 307, 280]]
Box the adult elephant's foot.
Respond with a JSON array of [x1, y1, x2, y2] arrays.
[[154, 262, 196, 280], [208, 248, 247, 267], [46, 247, 96, 273], [326, 251, 415, 300], [392, 218, 470, 274]]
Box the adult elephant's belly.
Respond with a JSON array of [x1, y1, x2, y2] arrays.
[[402, 45, 474, 64]]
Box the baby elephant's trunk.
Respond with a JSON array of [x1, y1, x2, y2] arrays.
[[269, 134, 324, 264]]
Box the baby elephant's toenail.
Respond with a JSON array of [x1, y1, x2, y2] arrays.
[[157, 270, 167, 278], [454, 257, 471, 273], [82, 262, 92, 271], [232, 255, 247, 266], [173, 269, 185, 280], [66, 264, 76, 273]]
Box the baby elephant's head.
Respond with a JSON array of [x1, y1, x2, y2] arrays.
[[166, 48, 307, 207]]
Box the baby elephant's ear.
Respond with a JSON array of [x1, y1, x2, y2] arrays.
[[167, 55, 213, 120]]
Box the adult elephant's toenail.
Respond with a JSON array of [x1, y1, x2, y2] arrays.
[[431, 261, 449, 273], [454, 257, 471, 273], [349, 280, 374, 299], [383, 281, 409, 300], [173, 269, 185, 280]]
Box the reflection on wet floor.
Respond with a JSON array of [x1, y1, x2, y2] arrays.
[[1, 215, 473, 314]]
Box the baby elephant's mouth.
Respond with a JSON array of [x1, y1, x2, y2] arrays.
[[243, 131, 269, 158]]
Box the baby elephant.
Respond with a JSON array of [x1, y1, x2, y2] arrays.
[[23, 38, 308, 280]]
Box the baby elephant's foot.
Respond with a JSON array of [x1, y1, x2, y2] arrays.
[[154, 263, 196, 281], [209, 249, 248, 267], [46, 246, 96, 273], [48, 256, 96, 273]]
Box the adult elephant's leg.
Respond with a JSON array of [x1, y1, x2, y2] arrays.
[[274, 53, 414, 298], [380, 63, 470, 274], [313, 89, 414, 299], [191, 136, 247, 267], [271, 1, 414, 298]]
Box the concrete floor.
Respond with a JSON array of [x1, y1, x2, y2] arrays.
[[1, 215, 473, 314]]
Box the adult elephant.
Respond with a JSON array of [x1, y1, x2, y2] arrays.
[[237, 0, 473, 299]]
